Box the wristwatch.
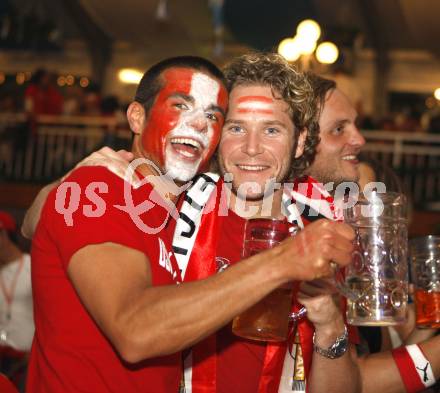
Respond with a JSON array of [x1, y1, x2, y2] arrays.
[[313, 325, 348, 359]]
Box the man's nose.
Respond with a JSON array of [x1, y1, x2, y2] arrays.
[[242, 131, 263, 156], [189, 112, 208, 133], [350, 126, 366, 148]]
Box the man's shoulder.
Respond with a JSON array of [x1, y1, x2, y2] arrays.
[[63, 166, 126, 188], [40, 166, 134, 229]]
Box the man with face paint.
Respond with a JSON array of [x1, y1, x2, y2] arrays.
[[137, 68, 224, 182], [25, 56, 354, 393]]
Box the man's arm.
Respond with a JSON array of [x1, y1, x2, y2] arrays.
[[22, 181, 59, 239], [298, 279, 361, 393], [357, 335, 440, 393], [68, 219, 355, 363]]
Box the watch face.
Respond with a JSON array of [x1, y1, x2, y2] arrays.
[[332, 336, 348, 358]]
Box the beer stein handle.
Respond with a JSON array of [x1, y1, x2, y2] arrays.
[[331, 262, 361, 302], [288, 263, 361, 324]]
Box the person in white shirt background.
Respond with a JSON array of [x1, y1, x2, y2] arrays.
[[0, 211, 33, 392]]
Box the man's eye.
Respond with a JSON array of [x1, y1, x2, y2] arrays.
[[332, 126, 344, 134], [174, 102, 189, 110], [229, 125, 243, 133], [266, 127, 279, 135]]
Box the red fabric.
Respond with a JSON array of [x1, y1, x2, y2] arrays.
[[216, 209, 268, 393], [0, 211, 16, 233], [183, 190, 222, 282], [0, 374, 18, 393], [181, 181, 225, 393], [392, 346, 425, 393], [256, 343, 286, 393], [28, 166, 181, 393]]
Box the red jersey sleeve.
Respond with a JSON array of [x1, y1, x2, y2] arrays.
[[42, 166, 151, 270]]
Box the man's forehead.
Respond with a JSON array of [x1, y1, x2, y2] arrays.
[[236, 95, 274, 115], [161, 67, 213, 92], [160, 67, 225, 108], [321, 89, 357, 125], [228, 84, 291, 115]]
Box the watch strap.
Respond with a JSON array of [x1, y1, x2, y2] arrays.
[[313, 325, 348, 359]]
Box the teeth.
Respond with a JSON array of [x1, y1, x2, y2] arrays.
[[179, 150, 195, 158], [171, 138, 201, 150], [237, 165, 268, 171], [342, 155, 357, 161]]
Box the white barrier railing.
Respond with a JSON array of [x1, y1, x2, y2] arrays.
[[0, 113, 131, 182], [362, 130, 440, 207]]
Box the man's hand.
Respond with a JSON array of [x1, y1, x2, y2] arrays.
[[69, 147, 135, 184], [272, 219, 355, 282], [297, 278, 347, 349], [297, 278, 340, 325]]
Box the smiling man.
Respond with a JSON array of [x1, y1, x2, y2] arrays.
[[28, 56, 228, 393], [303, 79, 365, 186], [218, 84, 304, 202], [25, 56, 354, 393], [298, 73, 440, 393], [172, 53, 360, 393]]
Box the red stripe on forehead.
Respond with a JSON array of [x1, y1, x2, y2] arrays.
[[161, 68, 195, 96], [237, 95, 274, 104], [237, 108, 274, 114]]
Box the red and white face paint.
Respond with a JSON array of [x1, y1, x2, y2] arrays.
[[141, 67, 227, 182], [236, 95, 275, 115]]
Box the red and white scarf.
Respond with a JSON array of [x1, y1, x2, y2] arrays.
[[171, 174, 340, 393]]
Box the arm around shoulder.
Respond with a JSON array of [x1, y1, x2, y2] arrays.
[[22, 180, 60, 239]]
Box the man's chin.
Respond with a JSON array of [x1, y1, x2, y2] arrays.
[[231, 185, 266, 202], [165, 164, 199, 183]]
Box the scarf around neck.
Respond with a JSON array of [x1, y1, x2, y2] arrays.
[[171, 174, 339, 393]]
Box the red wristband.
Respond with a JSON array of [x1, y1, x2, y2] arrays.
[[392, 344, 435, 393]]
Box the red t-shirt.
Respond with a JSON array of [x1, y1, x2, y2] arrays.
[[215, 210, 359, 393], [28, 166, 181, 393], [216, 209, 267, 393]]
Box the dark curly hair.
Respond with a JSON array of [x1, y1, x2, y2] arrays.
[[222, 52, 321, 177]]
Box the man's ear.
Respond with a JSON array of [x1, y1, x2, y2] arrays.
[[127, 102, 146, 136], [294, 128, 307, 158]]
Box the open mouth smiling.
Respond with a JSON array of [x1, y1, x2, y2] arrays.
[[170, 137, 204, 159], [341, 154, 359, 163]]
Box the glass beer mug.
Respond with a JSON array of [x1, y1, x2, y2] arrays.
[[231, 218, 296, 342], [409, 235, 440, 328], [343, 192, 408, 326]]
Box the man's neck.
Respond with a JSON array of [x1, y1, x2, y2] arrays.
[[228, 189, 284, 220], [131, 147, 185, 207]]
